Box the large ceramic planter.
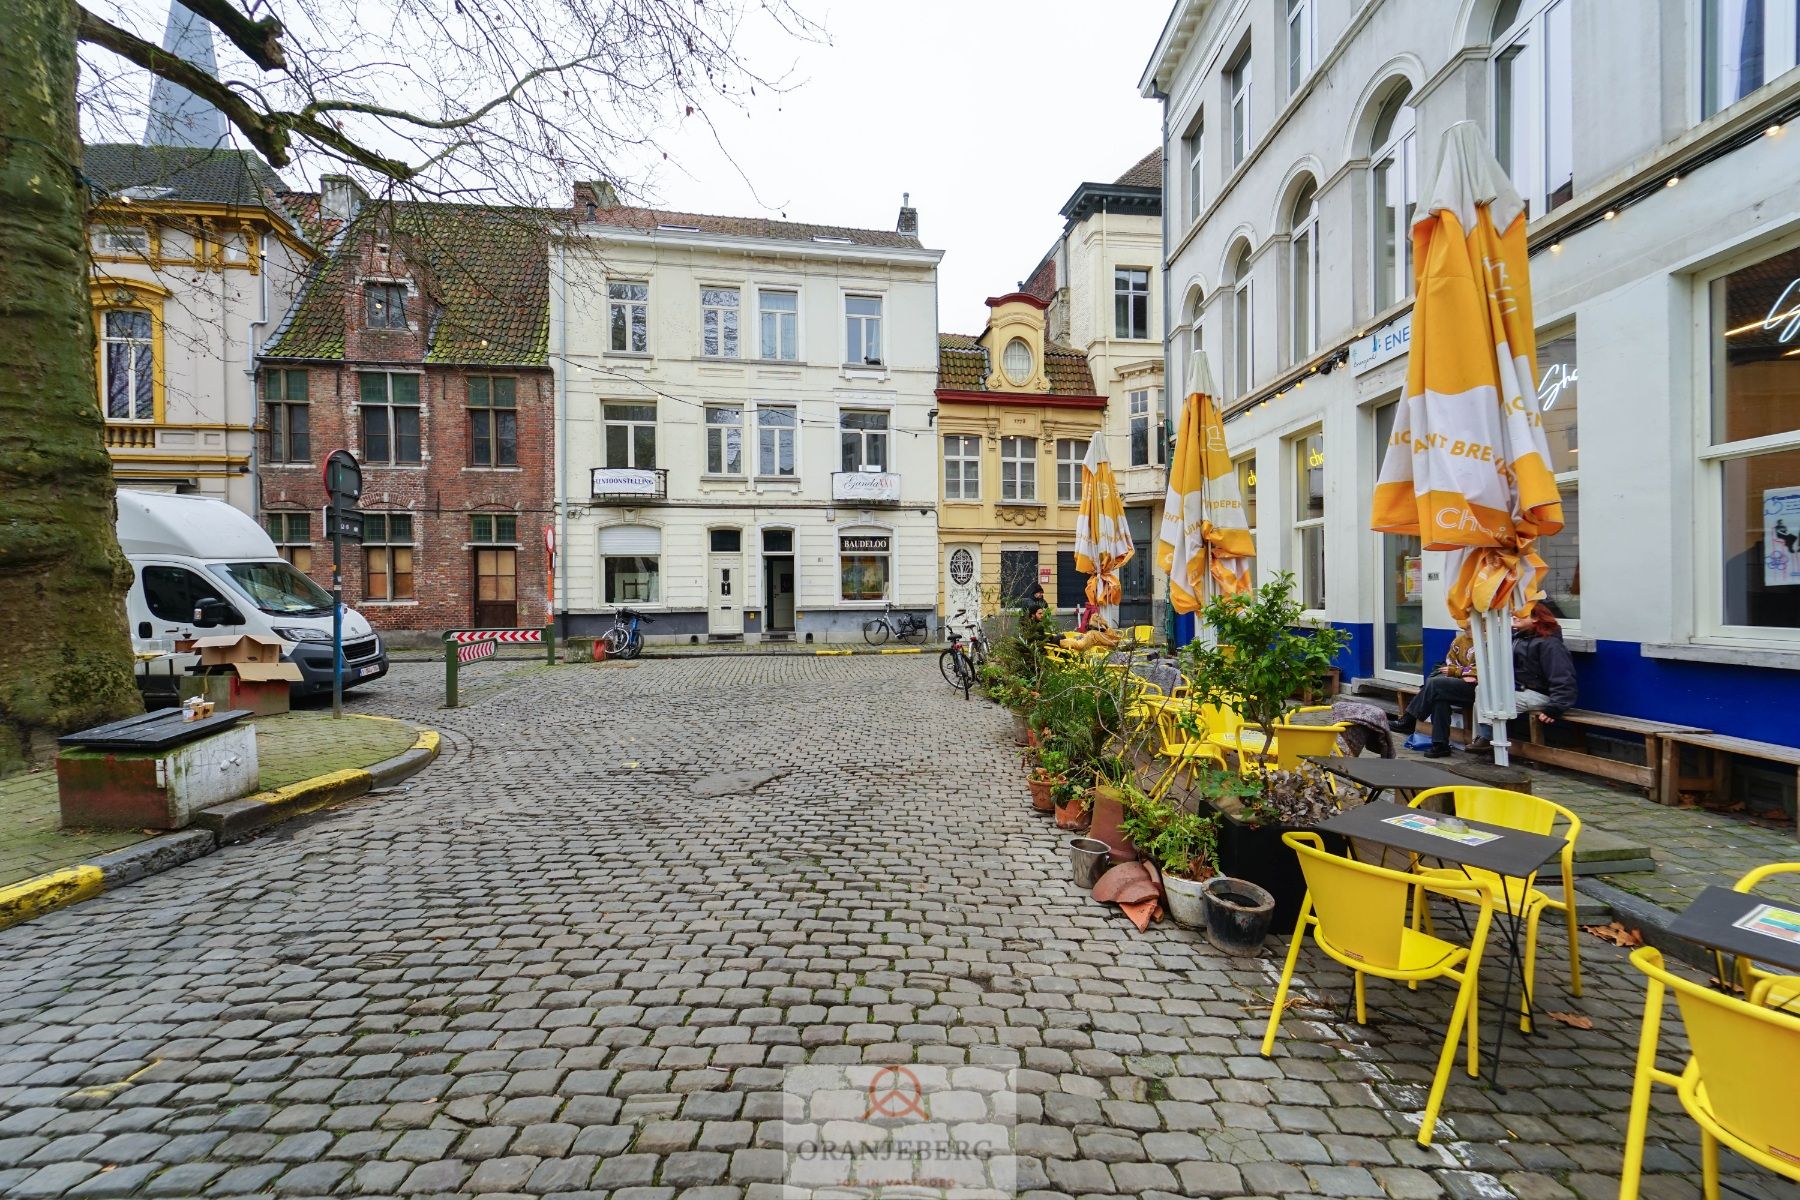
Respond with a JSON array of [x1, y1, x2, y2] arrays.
[[1201, 876, 1277, 955], [1054, 792, 1090, 831], [1027, 774, 1059, 812], [1084, 784, 1137, 862], [1162, 870, 1211, 929]]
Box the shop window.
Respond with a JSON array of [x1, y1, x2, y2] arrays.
[[839, 532, 891, 601], [600, 525, 661, 604], [1537, 330, 1580, 618]]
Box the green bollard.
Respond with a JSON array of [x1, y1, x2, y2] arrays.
[[444, 634, 458, 708]]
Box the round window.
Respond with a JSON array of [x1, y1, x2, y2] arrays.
[[949, 548, 975, 586], [1002, 338, 1032, 383]]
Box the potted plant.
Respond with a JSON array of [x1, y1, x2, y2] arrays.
[[1028, 746, 1070, 813], [1119, 792, 1220, 929], [1082, 754, 1137, 858], [1052, 776, 1089, 830]]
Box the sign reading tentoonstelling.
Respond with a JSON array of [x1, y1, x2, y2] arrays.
[[831, 471, 901, 503], [590, 468, 660, 496], [1352, 311, 1412, 375]]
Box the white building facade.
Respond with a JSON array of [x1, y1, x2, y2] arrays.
[[1144, 0, 1800, 748], [551, 195, 944, 644]]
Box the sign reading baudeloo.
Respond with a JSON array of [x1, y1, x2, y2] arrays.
[[591, 468, 661, 497], [832, 471, 901, 503], [1351, 311, 1412, 375]]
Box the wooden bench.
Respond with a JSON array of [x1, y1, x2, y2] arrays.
[[1392, 683, 1476, 746], [1506, 709, 1709, 795], [1658, 731, 1800, 826]]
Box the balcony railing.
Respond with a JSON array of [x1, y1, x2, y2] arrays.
[[831, 470, 901, 504], [104, 423, 156, 450], [591, 467, 667, 502]]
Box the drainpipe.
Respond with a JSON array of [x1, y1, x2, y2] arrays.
[[1157, 86, 1177, 646], [553, 239, 570, 639], [243, 231, 271, 519]]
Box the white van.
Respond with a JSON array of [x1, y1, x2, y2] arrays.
[[117, 490, 389, 697]]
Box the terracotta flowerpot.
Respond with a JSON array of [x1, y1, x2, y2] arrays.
[[1054, 792, 1090, 831], [1084, 784, 1137, 862], [1027, 774, 1059, 812]]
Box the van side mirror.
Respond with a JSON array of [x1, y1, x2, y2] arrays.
[[193, 598, 242, 628]]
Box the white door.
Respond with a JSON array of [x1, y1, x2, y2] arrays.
[[945, 544, 982, 630], [708, 530, 742, 637]]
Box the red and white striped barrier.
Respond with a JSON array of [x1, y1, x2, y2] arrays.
[[450, 629, 542, 644], [456, 639, 497, 664]]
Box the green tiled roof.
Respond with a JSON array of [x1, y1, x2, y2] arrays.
[[937, 334, 1098, 397], [262, 202, 550, 367]]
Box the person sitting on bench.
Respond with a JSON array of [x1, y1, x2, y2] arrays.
[[1391, 631, 1476, 758], [1467, 601, 1578, 753]]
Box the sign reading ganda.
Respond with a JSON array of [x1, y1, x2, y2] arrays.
[[1765, 485, 1800, 587], [591, 468, 661, 497], [1351, 312, 1412, 374], [832, 471, 901, 503]]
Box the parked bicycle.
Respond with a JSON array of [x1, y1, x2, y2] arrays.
[[940, 626, 978, 699], [601, 607, 652, 659], [861, 601, 928, 646], [938, 608, 988, 683]]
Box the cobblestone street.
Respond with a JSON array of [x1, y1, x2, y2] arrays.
[[0, 657, 1775, 1198]]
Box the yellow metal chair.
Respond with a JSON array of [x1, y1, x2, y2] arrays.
[[1230, 716, 1349, 777], [1619, 945, 1800, 1200], [1261, 832, 1494, 1147], [1130, 624, 1156, 646], [1195, 701, 1270, 759], [1712, 862, 1800, 1000], [1406, 787, 1582, 1032], [1147, 710, 1227, 800]]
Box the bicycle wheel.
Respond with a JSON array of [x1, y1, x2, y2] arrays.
[[969, 636, 987, 667], [621, 629, 644, 660], [601, 627, 628, 656], [904, 618, 928, 644], [938, 648, 963, 688], [952, 650, 976, 698], [863, 618, 890, 646]]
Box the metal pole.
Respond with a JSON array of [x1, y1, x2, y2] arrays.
[[331, 515, 344, 718], [445, 634, 458, 708], [544, 624, 555, 665]]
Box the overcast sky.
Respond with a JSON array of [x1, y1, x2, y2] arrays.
[[614, 1, 1169, 333]]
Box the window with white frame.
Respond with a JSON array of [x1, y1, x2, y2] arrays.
[[845, 295, 883, 365], [608, 280, 649, 353], [1371, 85, 1418, 314], [602, 402, 656, 468], [1292, 430, 1326, 610], [1000, 436, 1037, 502], [1287, 0, 1315, 93], [1491, 0, 1573, 219], [1230, 244, 1254, 398], [1056, 438, 1085, 504], [757, 405, 797, 477], [1115, 268, 1151, 340], [700, 287, 739, 358], [1235, 454, 1258, 558], [600, 524, 660, 604], [1703, 0, 1800, 118], [93, 224, 149, 256], [840, 409, 889, 473], [1703, 241, 1800, 634], [1184, 120, 1205, 224], [1129, 390, 1163, 468], [839, 531, 891, 602], [1290, 180, 1320, 362], [943, 434, 980, 500], [758, 289, 798, 360], [705, 405, 743, 475], [1228, 44, 1253, 168], [102, 309, 155, 420], [1536, 329, 1581, 620]]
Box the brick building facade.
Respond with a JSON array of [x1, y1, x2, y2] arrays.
[[257, 181, 553, 637]]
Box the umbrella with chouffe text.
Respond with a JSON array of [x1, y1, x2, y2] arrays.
[[1371, 121, 1563, 766], [1158, 350, 1254, 615], [1074, 430, 1134, 622]]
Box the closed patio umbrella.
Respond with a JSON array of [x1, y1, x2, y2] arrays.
[[1371, 121, 1564, 766], [1075, 430, 1134, 626], [1158, 350, 1254, 616]]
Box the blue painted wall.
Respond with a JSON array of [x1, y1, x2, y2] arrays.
[[1329, 622, 1373, 680]]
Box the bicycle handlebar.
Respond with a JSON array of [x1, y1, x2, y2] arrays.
[[613, 608, 654, 623]]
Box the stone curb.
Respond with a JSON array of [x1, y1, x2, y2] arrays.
[[0, 720, 440, 933], [1571, 876, 1711, 971]]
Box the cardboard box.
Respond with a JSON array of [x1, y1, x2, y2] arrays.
[[180, 673, 293, 717], [189, 634, 303, 684]]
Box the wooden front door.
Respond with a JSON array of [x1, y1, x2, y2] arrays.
[[474, 547, 518, 628]]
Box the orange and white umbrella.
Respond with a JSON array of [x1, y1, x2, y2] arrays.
[[1371, 121, 1563, 763], [1158, 351, 1253, 613], [1075, 431, 1133, 612]]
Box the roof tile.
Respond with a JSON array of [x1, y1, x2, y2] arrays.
[[937, 334, 1098, 397], [582, 204, 922, 250]]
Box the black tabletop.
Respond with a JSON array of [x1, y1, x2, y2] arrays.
[[1309, 756, 1470, 792], [1317, 800, 1567, 880], [1668, 886, 1800, 974]]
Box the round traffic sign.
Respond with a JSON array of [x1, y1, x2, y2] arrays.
[[323, 449, 362, 503]]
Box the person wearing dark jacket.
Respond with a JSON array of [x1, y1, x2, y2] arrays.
[[1467, 601, 1578, 752], [1392, 631, 1477, 757]]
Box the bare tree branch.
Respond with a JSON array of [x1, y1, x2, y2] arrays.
[[170, 0, 285, 70]]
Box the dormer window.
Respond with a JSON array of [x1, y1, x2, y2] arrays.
[[1002, 337, 1033, 384], [366, 282, 407, 330]]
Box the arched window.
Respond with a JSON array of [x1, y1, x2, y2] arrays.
[[1229, 243, 1254, 399], [1491, 0, 1573, 217], [1289, 181, 1320, 361], [1370, 84, 1418, 313]]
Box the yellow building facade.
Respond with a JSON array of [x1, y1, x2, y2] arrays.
[[936, 293, 1106, 622]]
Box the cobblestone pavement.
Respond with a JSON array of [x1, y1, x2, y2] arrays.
[[0, 658, 1783, 1198]]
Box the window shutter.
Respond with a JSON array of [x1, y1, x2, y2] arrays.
[[599, 525, 661, 555]]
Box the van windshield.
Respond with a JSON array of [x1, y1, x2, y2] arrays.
[[210, 561, 335, 617]]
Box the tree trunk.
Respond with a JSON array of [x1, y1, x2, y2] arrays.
[[0, 0, 142, 773]]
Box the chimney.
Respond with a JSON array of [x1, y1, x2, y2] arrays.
[[897, 192, 918, 237], [320, 174, 366, 223], [575, 179, 620, 219]]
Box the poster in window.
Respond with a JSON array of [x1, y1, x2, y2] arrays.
[[1766, 486, 1800, 587]]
